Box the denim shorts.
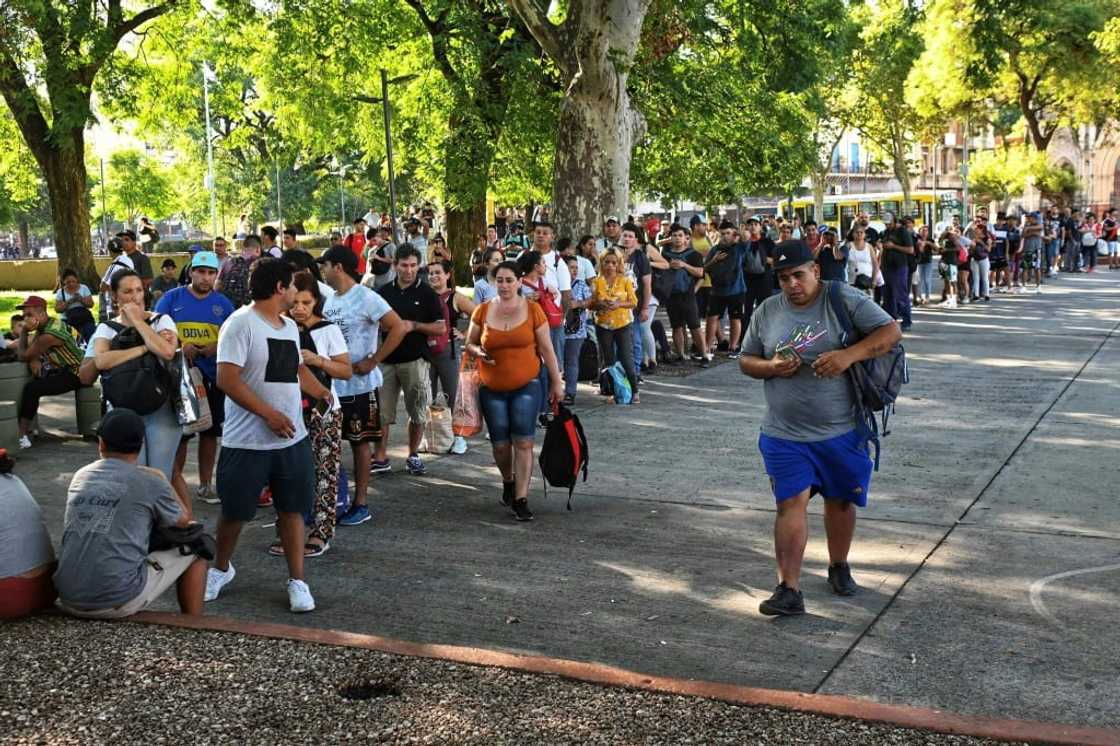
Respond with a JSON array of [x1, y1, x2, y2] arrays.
[[759, 429, 873, 507], [479, 381, 541, 444]]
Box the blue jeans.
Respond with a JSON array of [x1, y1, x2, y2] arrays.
[[138, 401, 182, 483], [880, 265, 911, 325], [562, 335, 585, 397], [917, 262, 936, 297], [631, 312, 644, 369], [537, 325, 565, 414], [480, 381, 541, 444]]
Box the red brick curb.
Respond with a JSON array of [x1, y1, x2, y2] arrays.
[[133, 611, 1119, 746]]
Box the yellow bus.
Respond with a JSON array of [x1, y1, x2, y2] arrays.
[[777, 190, 961, 235]]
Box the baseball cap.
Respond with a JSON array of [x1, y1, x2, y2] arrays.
[[97, 408, 145, 454], [115, 230, 138, 241], [192, 251, 221, 270], [745, 215, 761, 225], [688, 214, 704, 228], [771, 240, 815, 271], [188, 243, 203, 253], [315, 244, 359, 273], [15, 296, 46, 311], [604, 215, 620, 225]]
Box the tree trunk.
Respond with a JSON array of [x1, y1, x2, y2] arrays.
[[445, 200, 486, 287], [509, 0, 650, 239], [40, 130, 98, 286], [811, 171, 827, 223], [18, 218, 29, 258], [551, 81, 644, 238]]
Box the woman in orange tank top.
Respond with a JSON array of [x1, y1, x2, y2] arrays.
[[465, 261, 563, 521]]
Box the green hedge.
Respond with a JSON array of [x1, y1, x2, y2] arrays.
[[150, 236, 332, 254]]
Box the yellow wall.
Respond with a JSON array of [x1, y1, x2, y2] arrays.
[[0, 254, 194, 291]]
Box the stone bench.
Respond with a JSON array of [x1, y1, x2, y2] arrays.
[[0, 361, 100, 450]]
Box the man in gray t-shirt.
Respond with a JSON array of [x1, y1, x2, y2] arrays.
[[54, 408, 205, 618], [739, 240, 900, 617]]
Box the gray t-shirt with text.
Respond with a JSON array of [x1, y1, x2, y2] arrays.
[[53, 458, 181, 610], [742, 281, 894, 442]]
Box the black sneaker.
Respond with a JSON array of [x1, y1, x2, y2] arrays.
[[716, 339, 730, 352], [512, 499, 533, 522], [699, 357, 711, 369], [827, 563, 858, 596], [759, 583, 805, 616], [501, 480, 515, 507]]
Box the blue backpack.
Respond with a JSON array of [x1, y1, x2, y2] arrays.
[[826, 281, 908, 470], [597, 362, 633, 405]]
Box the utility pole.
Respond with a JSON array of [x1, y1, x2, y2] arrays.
[[99, 158, 108, 246], [276, 158, 282, 228], [381, 69, 400, 243], [961, 117, 970, 219], [202, 61, 219, 238]]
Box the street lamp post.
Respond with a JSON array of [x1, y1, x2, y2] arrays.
[[356, 71, 417, 243], [202, 61, 219, 238]]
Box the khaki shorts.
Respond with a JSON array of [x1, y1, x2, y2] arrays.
[[57, 548, 196, 619], [380, 359, 432, 426]]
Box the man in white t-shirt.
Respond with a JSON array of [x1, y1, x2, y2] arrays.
[[525, 222, 570, 418], [204, 258, 333, 613], [316, 246, 410, 527]]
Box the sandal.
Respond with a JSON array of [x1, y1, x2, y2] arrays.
[[267, 541, 285, 557], [304, 541, 330, 558]]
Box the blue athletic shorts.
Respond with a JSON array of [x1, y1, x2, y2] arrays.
[[758, 429, 873, 507]]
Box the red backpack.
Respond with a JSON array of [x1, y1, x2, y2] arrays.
[[524, 278, 564, 328], [538, 403, 589, 509]]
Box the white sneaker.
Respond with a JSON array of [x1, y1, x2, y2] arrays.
[[287, 578, 316, 612], [17, 435, 31, 450], [196, 484, 220, 504], [448, 436, 468, 455], [204, 563, 235, 602]]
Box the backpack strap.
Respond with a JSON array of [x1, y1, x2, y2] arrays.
[[827, 281, 858, 347]]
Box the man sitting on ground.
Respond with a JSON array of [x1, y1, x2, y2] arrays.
[[53, 408, 206, 618]]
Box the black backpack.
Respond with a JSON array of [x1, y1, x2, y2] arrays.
[[100, 315, 175, 415], [825, 281, 908, 470], [221, 256, 251, 307], [298, 320, 335, 416], [537, 404, 590, 509], [706, 245, 739, 287]]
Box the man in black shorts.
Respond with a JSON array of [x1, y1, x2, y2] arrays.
[[704, 221, 748, 359], [660, 223, 708, 366], [205, 259, 332, 613]]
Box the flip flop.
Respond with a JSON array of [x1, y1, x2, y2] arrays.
[[267, 541, 285, 557]]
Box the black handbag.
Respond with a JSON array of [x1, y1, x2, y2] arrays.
[[149, 522, 216, 560]]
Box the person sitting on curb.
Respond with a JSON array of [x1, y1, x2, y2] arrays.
[[54, 408, 207, 618], [13, 295, 85, 450], [0, 448, 57, 619]]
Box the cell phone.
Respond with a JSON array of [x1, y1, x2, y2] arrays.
[[776, 345, 801, 363]]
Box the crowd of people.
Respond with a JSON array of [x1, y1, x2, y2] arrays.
[[3, 195, 1111, 621]]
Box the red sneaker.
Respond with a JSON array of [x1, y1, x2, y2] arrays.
[[258, 487, 273, 508]]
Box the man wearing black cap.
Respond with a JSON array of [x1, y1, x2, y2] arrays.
[[739, 240, 900, 616], [319, 245, 411, 526], [594, 216, 622, 255], [54, 408, 206, 618]]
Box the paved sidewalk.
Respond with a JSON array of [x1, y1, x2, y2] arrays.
[[11, 273, 1120, 734]]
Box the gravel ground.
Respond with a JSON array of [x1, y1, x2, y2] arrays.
[[0, 616, 1020, 746]]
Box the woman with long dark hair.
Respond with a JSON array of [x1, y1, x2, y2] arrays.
[[274, 271, 351, 557], [426, 260, 476, 455]]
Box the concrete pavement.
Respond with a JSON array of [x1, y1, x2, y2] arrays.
[[15, 271, 1120, 733]]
